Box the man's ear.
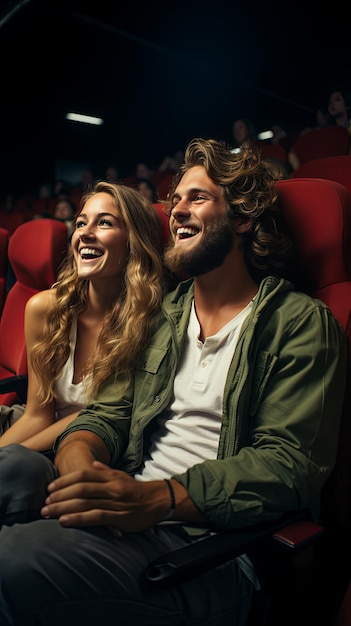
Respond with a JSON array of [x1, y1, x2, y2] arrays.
[[234, 217, 252, 234]]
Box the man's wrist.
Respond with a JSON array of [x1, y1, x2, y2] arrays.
[[164, 478, 176, 520]]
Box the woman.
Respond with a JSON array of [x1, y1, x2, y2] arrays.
[[328, 88, 351, 134], [231, 117, 257, 151], [0, 181, 165, 451]]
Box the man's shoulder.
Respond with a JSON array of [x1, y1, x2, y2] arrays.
[[162, 278, 194, 308]]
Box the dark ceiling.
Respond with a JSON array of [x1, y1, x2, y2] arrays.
[[1, 0, 350, 194]]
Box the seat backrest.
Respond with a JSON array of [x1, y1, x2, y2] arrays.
[[151, 170, 176, 201], [276, 178, 351, 533], [0, 227, 9, 318], [152, 203, 171, 246], [291, 154, 351, 195], [252, 141, 287, 163], [290, 125, 350, 165], [0, 218, 68, 405]]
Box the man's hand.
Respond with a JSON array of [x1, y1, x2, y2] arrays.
[[41, 461, 172, 532]]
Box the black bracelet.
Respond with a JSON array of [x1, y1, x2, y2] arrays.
[[164, 478, 176, 519]]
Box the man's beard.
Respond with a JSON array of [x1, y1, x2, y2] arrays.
[[164, 214, 234, 277]]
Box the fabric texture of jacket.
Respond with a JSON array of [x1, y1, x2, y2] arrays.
[[56, 276, 347, 530]]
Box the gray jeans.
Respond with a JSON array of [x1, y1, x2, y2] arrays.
[[0, 444, 254, 626]]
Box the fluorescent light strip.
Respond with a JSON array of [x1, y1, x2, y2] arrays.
[[65, 113, 104, 126], [257, 130, 273, 140]]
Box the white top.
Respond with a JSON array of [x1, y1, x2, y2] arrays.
[[135, 299, 253, 480], [54, 318, 88, 420]]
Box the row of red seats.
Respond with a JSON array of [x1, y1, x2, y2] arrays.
[[0, 169, 176, 238], [254, 124, 350, 169], [2, 125, 349, 239]]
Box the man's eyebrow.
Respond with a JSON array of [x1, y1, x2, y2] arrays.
[[173, 187, 210, 198]]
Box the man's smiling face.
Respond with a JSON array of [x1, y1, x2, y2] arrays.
[[164, 165, 234, 276]]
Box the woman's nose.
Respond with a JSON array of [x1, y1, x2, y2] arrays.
[[78, 224, 95, 238]]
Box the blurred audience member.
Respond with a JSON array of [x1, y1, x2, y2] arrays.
[[328, 89, 351, 135], [158, 149, 184, 172], [316, 106, 334, 129], [54, 197, 76, 241], [135, 177, 158, 203], [231, 117, 257, 150], [135, 162, 154, 180], [262, 157, 291, 180], [31, 181, 55, 217], [298, 105, 335, 138], [105, 164, 120, 182], [271, 124, 288, 145], [53, 179, 72, 200]]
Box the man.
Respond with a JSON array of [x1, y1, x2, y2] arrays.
[[0, 138, 347, 626]]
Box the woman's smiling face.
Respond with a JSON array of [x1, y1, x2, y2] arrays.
[[71, 192, 129, 281]]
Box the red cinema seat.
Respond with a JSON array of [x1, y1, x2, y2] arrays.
[[289, 125, 350, 166], [0, 227, 9, 318], [291, 154, 351, 195], [0, 219, 68, 406]]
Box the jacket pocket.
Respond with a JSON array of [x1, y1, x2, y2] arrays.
[[137, 345, 169, 374], [250, 350, 278, 414]]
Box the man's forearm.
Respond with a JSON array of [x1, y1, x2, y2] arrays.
[[54, 431, 110, 474]]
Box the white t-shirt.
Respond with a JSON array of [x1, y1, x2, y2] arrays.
[[135, 299, 252, 480]]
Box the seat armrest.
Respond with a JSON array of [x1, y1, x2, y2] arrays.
[[0, 375, 28, 402], [272, 520, 324, 551], [145, 509, 316, 587]]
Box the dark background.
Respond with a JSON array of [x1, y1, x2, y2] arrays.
[[1, 0, 350, 194]]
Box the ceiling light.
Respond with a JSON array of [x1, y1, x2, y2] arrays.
[[257, 130, 274, 141], [65, 113, 104, 126]]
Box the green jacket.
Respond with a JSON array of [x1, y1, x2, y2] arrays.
[[56, 276, 347, 529]]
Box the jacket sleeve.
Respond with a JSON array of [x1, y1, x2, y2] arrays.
[[173, 302, 347, 530], [54, 375, 133, 464]]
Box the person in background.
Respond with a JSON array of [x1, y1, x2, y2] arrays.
[[0, 181, 165, 452], [287, 90, 351, 170], [135, 176, 158, 203], [53, 197, 77, 241], [158, 149, 185, 172], [231, 117, 257, 151], [327, 89, 351, 137], [104, 164, 120, 182], [0, 138, 346, 626], [262, 156, 291, 180], [135, 161, 154, 180]]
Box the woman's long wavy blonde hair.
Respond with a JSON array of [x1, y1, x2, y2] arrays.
[[31, 181, 166, 404], [164, 138, 293, 280]]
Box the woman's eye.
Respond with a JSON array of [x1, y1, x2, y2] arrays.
[[99, 218, 113, 226], [76, 220, 85, 229]]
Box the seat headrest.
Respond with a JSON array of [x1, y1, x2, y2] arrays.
[[276, 178, 351, 291], [8, 219, 68, 290]]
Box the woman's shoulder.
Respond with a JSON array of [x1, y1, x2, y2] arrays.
[[25, 288, 57, 317]]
